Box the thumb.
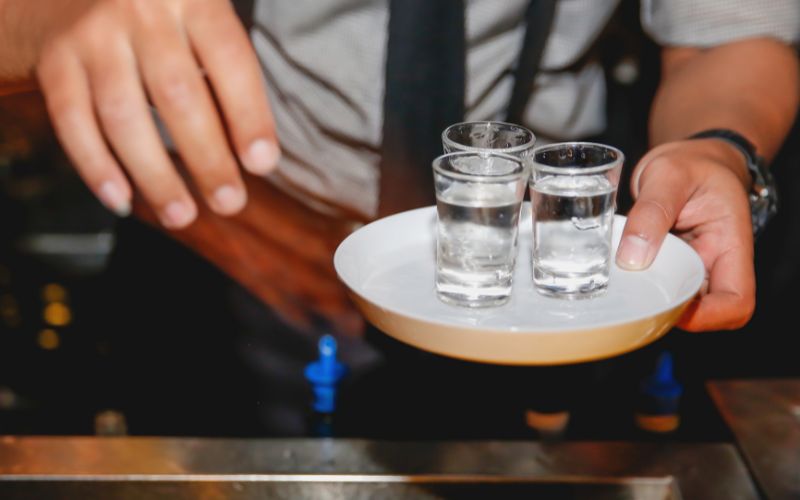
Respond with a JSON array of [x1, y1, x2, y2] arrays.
[[616, 157, 693, 270]]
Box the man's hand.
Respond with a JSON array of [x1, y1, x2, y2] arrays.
[[133, 170, 365, 338], [19, 0, 279, 227], [618, 38, 799, 332], [616, 139, 755, 331]]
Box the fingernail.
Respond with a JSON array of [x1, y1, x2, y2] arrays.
[[616, 235, 651, 270], [98, 181, 131, 217], [161, 201, 197, 229], [212, 184, 247, 215], [242, 139, 280, 174]]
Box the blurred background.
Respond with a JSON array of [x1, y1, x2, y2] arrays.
[[0, 0, 798, 440]]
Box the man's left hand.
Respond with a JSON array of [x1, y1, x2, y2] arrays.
[[616, 139, 755, 331]]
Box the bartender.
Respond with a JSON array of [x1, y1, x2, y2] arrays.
[[0, 0, 797, 435]]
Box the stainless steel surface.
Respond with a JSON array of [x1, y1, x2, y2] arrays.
[[709, 379, 800, 500], [0, 437, 757, 499], [0, 478, 682, 500]]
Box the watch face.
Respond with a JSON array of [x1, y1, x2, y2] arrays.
[[750, 174, 779, 237]]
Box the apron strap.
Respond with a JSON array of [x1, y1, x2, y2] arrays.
[[379, 0, 466, 215], [506, 0, 558, 124]]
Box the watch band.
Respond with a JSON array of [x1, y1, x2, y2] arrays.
[[688, 128, 778, 237]]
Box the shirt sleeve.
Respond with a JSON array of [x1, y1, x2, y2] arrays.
[[641, 0, 800, 47]]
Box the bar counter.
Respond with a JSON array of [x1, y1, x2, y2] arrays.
[[0, 436, 757, 499], [3, 378, 800, 499]]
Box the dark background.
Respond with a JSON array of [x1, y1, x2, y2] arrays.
[[0, 1, 798, 441]]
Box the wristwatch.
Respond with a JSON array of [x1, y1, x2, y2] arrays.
[[689, 128, 778, 237]]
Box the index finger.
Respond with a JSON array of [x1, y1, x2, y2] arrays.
[[185, 0, 280, 175], [678, 241, 755, 332]]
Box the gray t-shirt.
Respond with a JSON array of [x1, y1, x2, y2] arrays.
[[251, 0, 800, 218]]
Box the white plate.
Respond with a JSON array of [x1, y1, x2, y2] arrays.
[[334, 205, 704, 365]]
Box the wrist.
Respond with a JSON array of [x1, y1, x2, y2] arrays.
[[688, 128, 778, 237], [689, 137, 752, 191]]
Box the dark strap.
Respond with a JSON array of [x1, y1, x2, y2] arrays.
[[233, 0, 255, 30], [379, 0, 556, 216], [506, 0, 557, 124], [379, 0, 465, 216]]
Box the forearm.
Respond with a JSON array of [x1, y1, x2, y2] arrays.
[[650, 38, 800, 163]]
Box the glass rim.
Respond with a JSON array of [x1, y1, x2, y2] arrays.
[[442, 121, 536, 155], [531, 142, 625, 175], [432, 151, 527, 183]]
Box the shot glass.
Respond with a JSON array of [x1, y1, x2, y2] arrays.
[[442, 121, 536, 161], [433, 152, 528, 307], [529, 142, 624, 298]]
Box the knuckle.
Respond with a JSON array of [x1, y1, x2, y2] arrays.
[[96, 91, 137, 125], [71, 6, 117, 49], [728, 312, 752, 330], [644, 156, 680, 179], [216, 38, 248, 65], [36, 40, 68, 78], [123, 0, 179, 27], [38, 81, 85, 131], [36, 55, 66, 90], [151, 72, 195, 110], [110, 0, 154, 15], [637, 198, 674, 228], [725, 296, 755, 330], [740, 297, 756, 325], [41, 1, 122, 53]]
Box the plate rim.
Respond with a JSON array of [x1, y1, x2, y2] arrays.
[[334, 206, 704, 335], [349, 291, 690, 365]]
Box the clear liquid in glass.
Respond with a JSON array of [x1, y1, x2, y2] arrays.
[[436, 183, 522, 307], [531, 174, 615, 298]]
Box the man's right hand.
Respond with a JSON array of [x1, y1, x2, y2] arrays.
[[133, 169, 366, 339], [19, 0, 279, 227]]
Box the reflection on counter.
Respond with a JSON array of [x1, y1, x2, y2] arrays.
[[0, 438, 759, 499]]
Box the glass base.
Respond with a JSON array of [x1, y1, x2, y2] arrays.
[[436, 283, 511, 308], [533, 268, 609, 300]]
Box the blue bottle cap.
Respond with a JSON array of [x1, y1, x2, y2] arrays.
[[304, 335, 347, 413], [641, 352, 683, 400]]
